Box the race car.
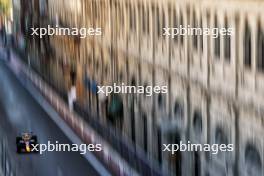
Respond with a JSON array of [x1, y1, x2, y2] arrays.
[[16, 133, 38, 153]]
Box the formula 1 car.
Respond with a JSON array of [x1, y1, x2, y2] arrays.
[[16, 133, 38, 153]]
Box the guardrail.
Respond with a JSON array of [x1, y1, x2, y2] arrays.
[[7, 49, 165, 176], [7, 51, 138, 176], [73, 102, 165, 176]]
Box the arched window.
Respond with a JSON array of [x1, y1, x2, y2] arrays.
[[162, 10, 166, 41], [193, 110, 202, 133], [200, 19, 203, 52], [119, 72, 123, 81], [180, 12, 184, 45], [120, 3, 125, 36], [224, 18, 231, 61], [158, 93, 163, 108], [142, 6, 146, 34], [173, 9, 178, 43], [193, 12, 198, 49], [137, 4, 142, 34], [131, 76, 136, 86], [162, 10, 166, 29], [146, 7, 150, 35], [215, 126, 228, 145], [157, 7, 161, 37], [174, 101, 184, 119], [115, 3, 119, 34], [257, 25, 264, 72], [129, 5, 134, 31], [134, 6, 137, 32], [214, 16, 220, 58], [245, 144, 262, 176], [244, 21, 252, 68], [152, 5, 155, 37]]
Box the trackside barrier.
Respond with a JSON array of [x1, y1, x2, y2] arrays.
[[7, 48, 167, 176], [7, 55, 138, 176]]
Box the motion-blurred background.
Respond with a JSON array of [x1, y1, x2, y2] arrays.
[[0, 0, 264, 176]]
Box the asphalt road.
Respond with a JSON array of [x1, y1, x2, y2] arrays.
[[0, 57, 100, 176]]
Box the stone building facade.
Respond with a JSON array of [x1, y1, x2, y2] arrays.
[[32, 0, 264, 175]]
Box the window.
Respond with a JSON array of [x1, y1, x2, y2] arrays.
[[193, 111, 202, 134], [142, 6, 146, 34], [162, 10, 166, 51], [119, 4, 124, 36], [174, 101, 184, 119], [157, 7, 161, 37], [131, 77, 136, 86], [215, 127, 227, 145], [173, 10, 178, 43], [134, 7, 137, 32], [257, 26, 264, 72], [93, 2, 98, 20], [152, 5, 155, 37], [193, 12, 198, 49], [162, 10, 166, 30], [214, 16, 220, 58], [129, 5, 133, 30], [245, 144, 262, 176], [224, 18, 231, 61], [158, 93, 163, 108], [200, 19, 203, 52], [138, 4, 142, 33], [146, 7, 150, 35], [215, 127, 228, 158], [142, 114, 148, 153], [150, 4, 157, 37], [180, 13, 184, 45], [168, 6, 172, 29], [244, 22, 252, 68], [119, 72, 123, 81]]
